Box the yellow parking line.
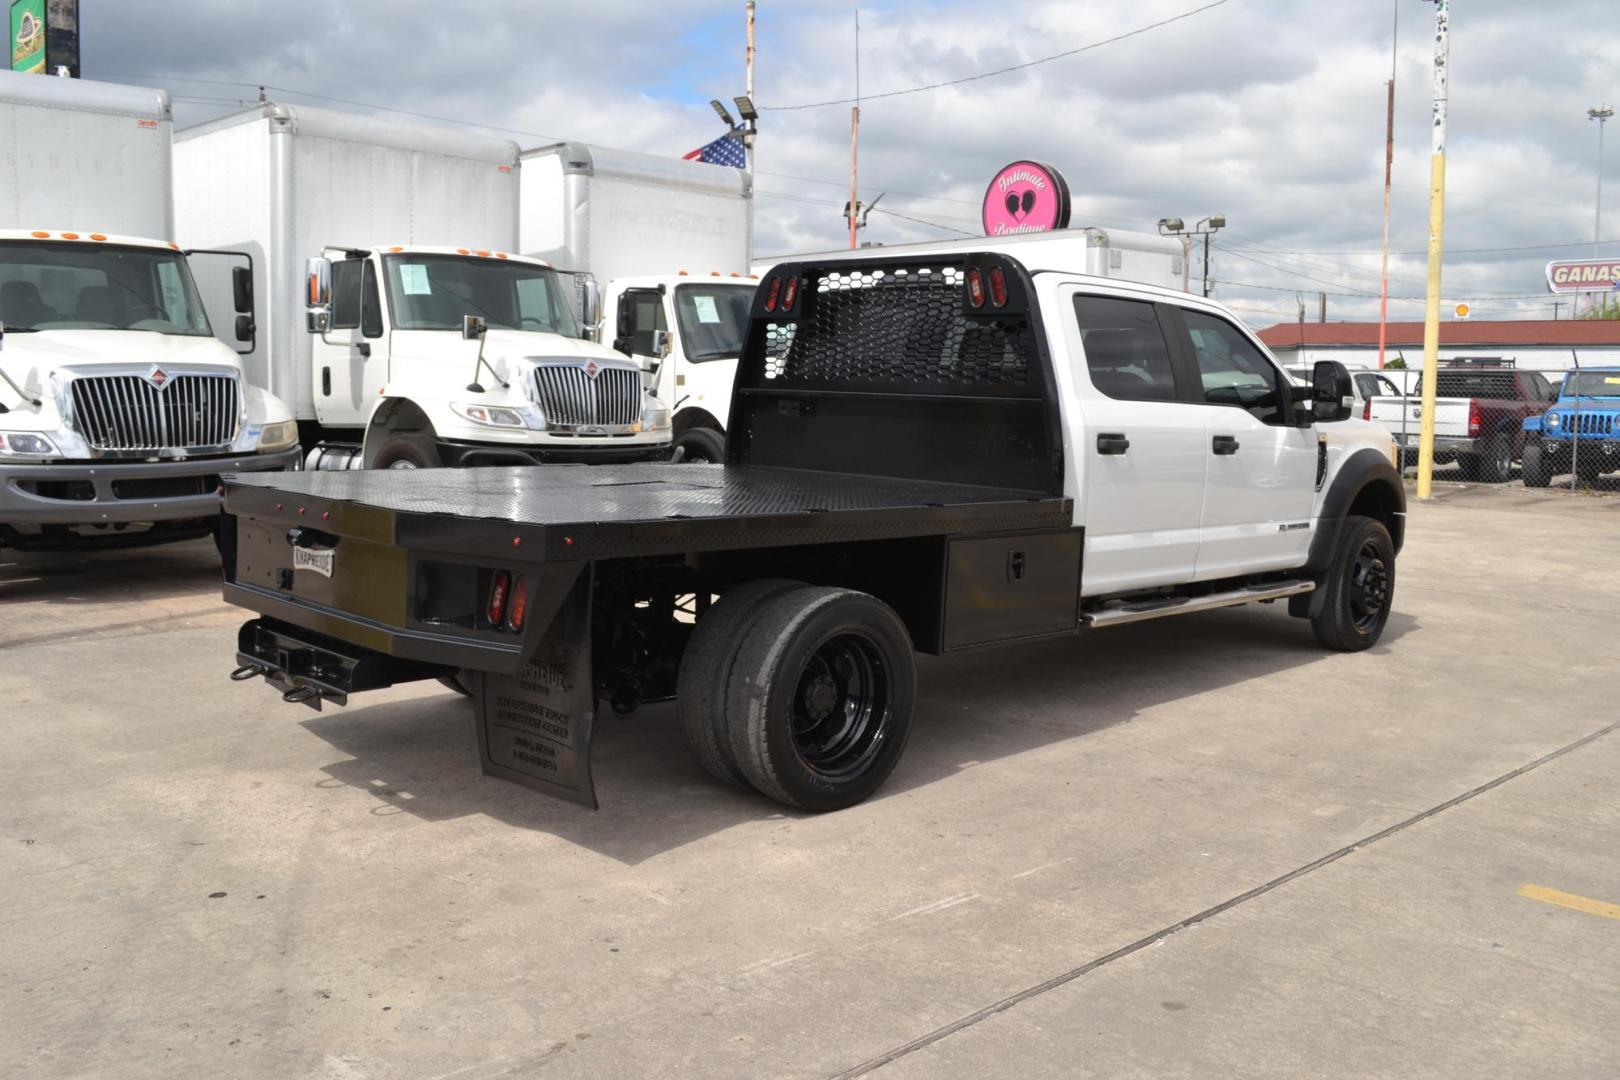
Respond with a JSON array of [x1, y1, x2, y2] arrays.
[[1518, 884, 1620, 921]]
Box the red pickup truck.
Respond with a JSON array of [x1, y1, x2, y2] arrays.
[[1366, 367, 1559, 482]]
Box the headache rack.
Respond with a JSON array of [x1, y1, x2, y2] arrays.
[[728, 253, 1063, 495]]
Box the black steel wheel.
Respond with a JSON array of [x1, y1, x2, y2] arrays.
[[1311, 515, 1396, 652], [675, 578, 806, 787], [725, 587, 915, 811]]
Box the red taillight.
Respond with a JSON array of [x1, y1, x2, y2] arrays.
[[508, 575, 528, 631], [987, 266, 1008, 307], [780, 275, 799, 311], [1467, 399, 1483, 437], [763, 275, 782, 312], [1363, 398, 1372, 421], [965, 268, 986, 309], [487, 571, 510, 625]]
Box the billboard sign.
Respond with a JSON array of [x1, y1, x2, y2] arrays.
[[1546, 258, 1620, 293], [9, 0, 44, 73], [982, 160, 1071, 237]]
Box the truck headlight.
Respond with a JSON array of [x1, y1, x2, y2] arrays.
[[1546, 412, 1560, 428], [257, 420, 299, 452], [452, 402, 531, 428], [643, 396, 671, 433], [0, 432, 60, 458]]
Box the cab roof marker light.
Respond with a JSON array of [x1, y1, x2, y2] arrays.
[[388, 246, 404, 252], [456, 247, 470, 255], [30, 230, 48, 238], [90, 233, 106, 241], [60, 232, 79, 240]]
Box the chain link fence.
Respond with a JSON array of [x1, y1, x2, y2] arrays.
[[1354, 364, 1620, 493]]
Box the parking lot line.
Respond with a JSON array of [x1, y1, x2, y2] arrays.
[[1518, 884, 1620, 921]]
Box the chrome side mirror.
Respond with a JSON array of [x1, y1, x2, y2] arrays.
[[304, 256, 331, 334]]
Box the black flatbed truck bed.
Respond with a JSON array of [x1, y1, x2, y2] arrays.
[[223, 251, 1085, 811]]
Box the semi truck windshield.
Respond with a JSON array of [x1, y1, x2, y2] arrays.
[[0, 242, 213, 335], [383, 255, 579, 336], [673, 284, 753, 360]]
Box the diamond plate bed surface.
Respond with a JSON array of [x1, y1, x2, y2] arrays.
[[225, 464, 1060, 528]]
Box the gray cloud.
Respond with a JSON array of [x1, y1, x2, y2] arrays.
[[81, 0, 1619, 326]]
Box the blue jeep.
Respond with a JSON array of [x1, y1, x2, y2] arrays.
[[1521, 368, 1620, 486]]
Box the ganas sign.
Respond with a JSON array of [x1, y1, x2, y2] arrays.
[[1545, 258, 1620, 293]]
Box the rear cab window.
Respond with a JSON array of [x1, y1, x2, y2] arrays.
[[1072, 295, 1179, 402]]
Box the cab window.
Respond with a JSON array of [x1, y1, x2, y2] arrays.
[[330, 259, 382, 338], [619, 289, 667, 356], [1182, 309, 1288, 424], [1072, 295, 1179, 402]]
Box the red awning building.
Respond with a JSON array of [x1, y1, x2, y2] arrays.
[[1256, 320, 1620, 374]]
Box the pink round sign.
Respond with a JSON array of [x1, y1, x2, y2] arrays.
[[981, 160, 1071, 237]]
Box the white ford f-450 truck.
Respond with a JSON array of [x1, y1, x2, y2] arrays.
[[220, 249, 1405, 812], [0, 73, 298, 552]]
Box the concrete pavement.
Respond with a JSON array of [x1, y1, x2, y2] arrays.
[[3, 486, 1617, 1079]]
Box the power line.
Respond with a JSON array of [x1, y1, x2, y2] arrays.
[[760, 0, 1236, 111]]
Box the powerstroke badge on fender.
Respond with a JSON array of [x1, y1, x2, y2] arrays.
[[292, 546, 335, 578]]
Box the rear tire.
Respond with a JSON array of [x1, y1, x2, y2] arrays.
[[1473, 436, 1511, 483], [676, 578, 806, 787], [1521, 441, 1552, 487], [369, 433, 440, 470], [725, 587, 916, 812], [1310, 515, 1395, 652], [672, 426, 726, 464]]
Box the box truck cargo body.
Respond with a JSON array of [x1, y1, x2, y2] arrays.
[[177, 106, 668, 468], [0, 72, 298, 552], [520, 141, 752, 287]]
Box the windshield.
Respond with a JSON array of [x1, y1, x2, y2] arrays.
[[0, 241, 212, 335], [382, 255, 579, 336], [1564, 371, 1620, 398], [673, 284, 754, 361]]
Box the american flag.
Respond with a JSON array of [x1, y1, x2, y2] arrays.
[[684, 131, 747, 169]]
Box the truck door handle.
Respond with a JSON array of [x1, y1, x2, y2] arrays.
[[1096, 433, 1130, 455], [1212, 435, 1240, 455]]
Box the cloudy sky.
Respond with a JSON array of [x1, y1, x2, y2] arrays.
[[81, 0, 1618, 329]]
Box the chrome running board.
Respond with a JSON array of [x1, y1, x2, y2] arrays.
[[1083, 580, 1316, 629]]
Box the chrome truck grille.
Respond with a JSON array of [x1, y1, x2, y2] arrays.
[[533, 364, 640, 429], [68, 373, 241, 452]]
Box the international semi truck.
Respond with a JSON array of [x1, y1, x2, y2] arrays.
[[220, 246, 1405, 812], [519, 140, 755, 463], [0, 72, 298, 552], [174, 104, 669, 471]]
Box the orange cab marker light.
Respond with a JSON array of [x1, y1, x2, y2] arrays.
[[476, 249, 490, 257], [730, 272, 741, 277], [677, 269, 689, 276], [388, 245, 403, 253], [61, 232, 80, 240], [456, 247, 470, 255], [710, 270, 722, 276], [168, 243, 180, 251], [495, 252, 508, 259], [90, 233, 107, 241], [749, 274, 759, 279], [30, 230, 49, 238]]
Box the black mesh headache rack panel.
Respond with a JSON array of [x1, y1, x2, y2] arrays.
[[734, 253, 1063, 494]]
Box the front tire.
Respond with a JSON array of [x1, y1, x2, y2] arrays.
[[672, 426, 726, 464], [1311, 515, 1396, 652], [369, 433, 441, 470], [1521, 441, 1552, 487], [725, 587, 916, 812]]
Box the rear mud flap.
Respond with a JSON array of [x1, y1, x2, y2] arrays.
[[470, 567, 599, 809]]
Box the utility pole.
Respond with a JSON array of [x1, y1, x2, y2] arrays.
[[1552, 301, 1565, 320], [1378, 0, 1398, 369], [1588, 104, 1613, 316], [847, 11, 861, 250], [1415, 0, 1449, 501], [1319, 291, 1327, 323], [745, 1, 756, 179], [1157, 215, 1225, 296]]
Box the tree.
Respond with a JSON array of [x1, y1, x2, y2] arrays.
[[1385, 356, 1407, 369], [1579, 294, 1620, 320]]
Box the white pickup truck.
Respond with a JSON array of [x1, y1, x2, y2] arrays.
[[1364, 367, 1556, 482], [220, 246, 1406, 812]]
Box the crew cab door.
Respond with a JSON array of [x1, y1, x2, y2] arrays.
[[313, 254, 385, 427], [1169, 307, 1317, 579], [1066, 290, 1208, 595]]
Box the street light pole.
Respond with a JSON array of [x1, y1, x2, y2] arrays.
[[1588, 105, 1613, 319], [1157, 215, 1225, 296], [1415, 0, 1449, 502]]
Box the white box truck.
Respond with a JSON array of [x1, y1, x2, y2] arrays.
[[175, 105, 669, 470], [0, 72, 299, 553], [520, 141, 755, 462]]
